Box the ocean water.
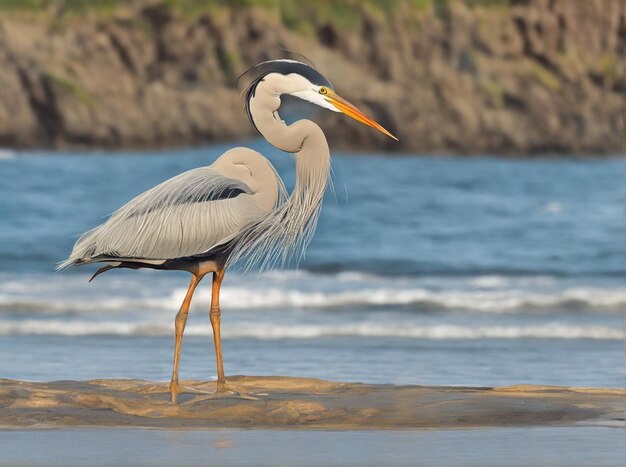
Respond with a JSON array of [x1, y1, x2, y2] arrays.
[[0, 143, 624, 388]]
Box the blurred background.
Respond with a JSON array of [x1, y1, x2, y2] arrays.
[[0, 0, 624, 154], [0, 1, 624, 389]]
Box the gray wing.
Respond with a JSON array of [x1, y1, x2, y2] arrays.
[[59, 167, 269, 268]]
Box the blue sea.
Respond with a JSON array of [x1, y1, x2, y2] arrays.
[[0, 144, 624, 388]]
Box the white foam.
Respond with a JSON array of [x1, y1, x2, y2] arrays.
[[0, 320, 621, 340], [467, 275, 555, 288], [543, 201, 563, 213], [3, 271, 626, 315], [0, 293, 174, 314], [3, 281, 626, 314], [0, 149, 16, 160], [195, 285, 626, 312]]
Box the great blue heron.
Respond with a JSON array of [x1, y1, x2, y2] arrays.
[[60, 59, 397, 402]]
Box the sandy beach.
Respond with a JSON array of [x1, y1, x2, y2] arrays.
[[2, 376, 624, 465], [1, 376, 623, 430]]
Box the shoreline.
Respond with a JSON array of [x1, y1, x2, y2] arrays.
[[1, 376, 623, 430], [2, 427, 625, 466]]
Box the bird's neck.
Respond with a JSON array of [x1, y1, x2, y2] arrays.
[[232, 83, 331, 270], [249, 83, 331, 207]]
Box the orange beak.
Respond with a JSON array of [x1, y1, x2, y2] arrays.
[[325, 93, 398, 141]]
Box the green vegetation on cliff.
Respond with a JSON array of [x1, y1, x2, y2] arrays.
[[0, 0, 512, 28], [0, 0, 624, 154]]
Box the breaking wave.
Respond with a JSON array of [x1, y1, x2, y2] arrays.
[[2, 281, 626, 314], [0, 320, 621, 339]]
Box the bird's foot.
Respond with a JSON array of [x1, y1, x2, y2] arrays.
[[183, 382, 267, 401], [169, 380, 180, 404]]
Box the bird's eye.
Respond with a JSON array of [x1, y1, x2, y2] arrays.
[[319, 87, 329, 95]]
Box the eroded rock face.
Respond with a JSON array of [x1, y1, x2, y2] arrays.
[[0, 0, 623, 155]]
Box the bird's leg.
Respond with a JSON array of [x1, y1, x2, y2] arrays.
[[210, 269, 226, 388], [179, 273, 266, 401], [181, 269, 266, 401], [169, 273, 203, 403]]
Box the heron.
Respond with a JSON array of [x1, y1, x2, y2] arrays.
[[59, 59, 397, 402]]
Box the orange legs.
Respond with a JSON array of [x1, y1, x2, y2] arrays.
[[210, 269, 226, 386], [169, 273, 203, 403], [168, 268, 226, 403]]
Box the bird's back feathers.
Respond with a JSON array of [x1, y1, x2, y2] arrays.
[[58, 149, 285, 270]]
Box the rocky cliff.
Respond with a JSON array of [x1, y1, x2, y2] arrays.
[[0, 0, 624, 154]]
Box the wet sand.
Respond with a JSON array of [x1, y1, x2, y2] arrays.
[[1, 376, 623, 429], [4, 427, 626, 466]]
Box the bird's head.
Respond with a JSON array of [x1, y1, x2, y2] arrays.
[[240, 59, 398, 141]]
